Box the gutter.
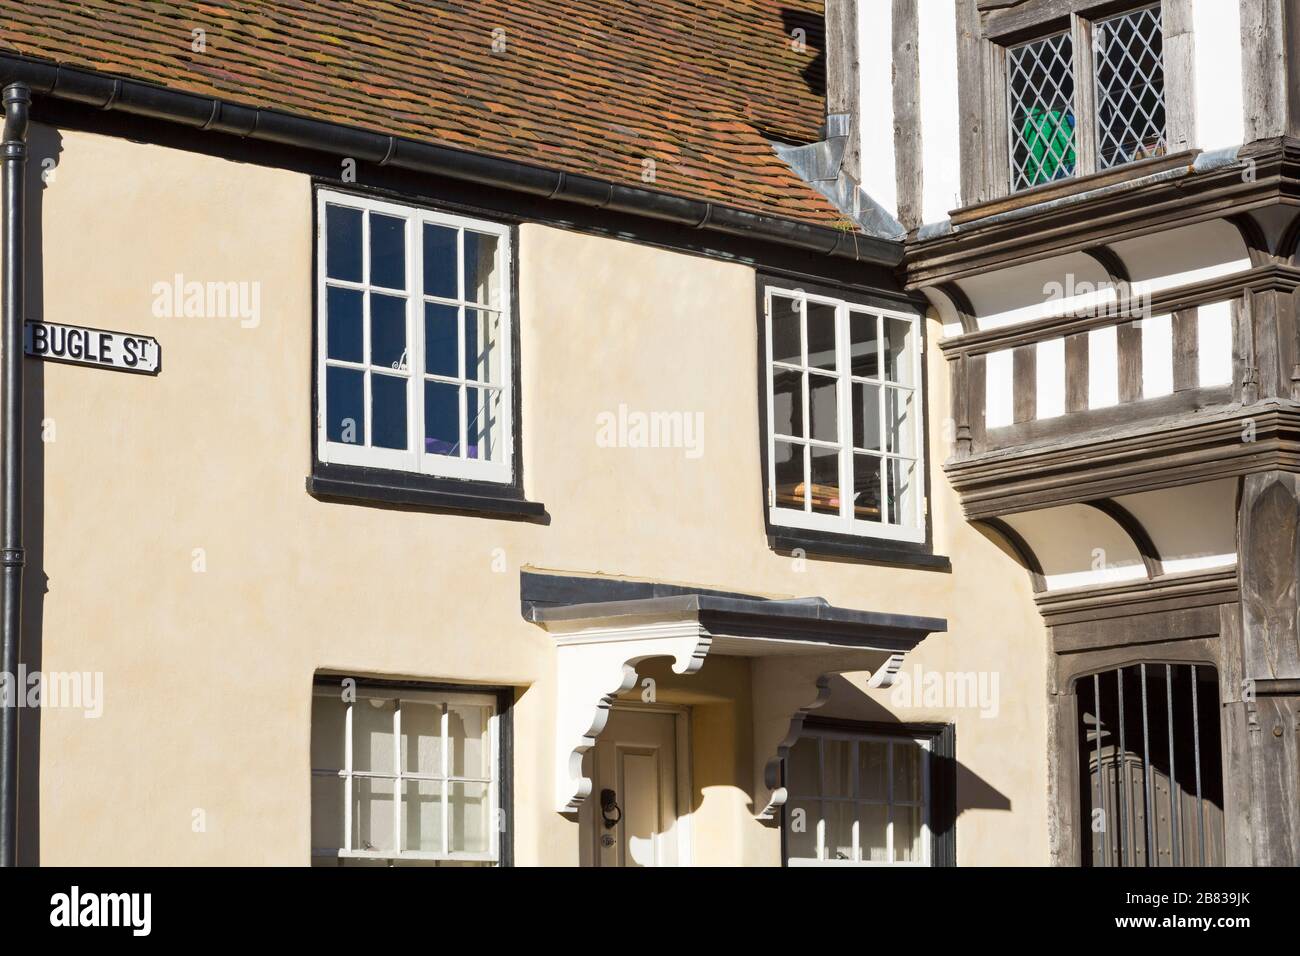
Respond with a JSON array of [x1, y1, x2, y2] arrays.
[[0, 81, 29, 868], [0, 53, 902, 268]]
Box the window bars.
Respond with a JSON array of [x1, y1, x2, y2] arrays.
[[1075, 664, 1224, 867], [1007, 31, 1077, 191], [1094, 5, 1167, 170]]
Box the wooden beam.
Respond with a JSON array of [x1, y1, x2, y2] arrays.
[[1013, 343, 1038, 421], [956, 0, 987, 206], [1117, 320, 1143, 403], [1162, 0, 1197, 152], [825, 0, 862, 181], [892, 0, 923, 229], [1172, 308, 1199, 392], [1065, 330, 1091, 412]]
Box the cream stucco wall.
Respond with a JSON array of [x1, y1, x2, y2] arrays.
[[14, 125, 1048, 866]]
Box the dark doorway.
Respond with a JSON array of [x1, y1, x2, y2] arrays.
[[1075, 664, 1223, 866]]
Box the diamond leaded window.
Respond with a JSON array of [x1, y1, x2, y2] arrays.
[[1005, 5, 1167, 192], [1094, 5, 1167, 170], [1008, 31, 1077, 191]]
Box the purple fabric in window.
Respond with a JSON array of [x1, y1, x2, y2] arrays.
[[426, 438, 478, 457]]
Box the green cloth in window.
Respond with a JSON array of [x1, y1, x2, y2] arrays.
[[1021, 108, 1076, 185]]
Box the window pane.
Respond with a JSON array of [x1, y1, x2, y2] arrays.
[[886, 457, 918, 527], [787, 737, 820, 797], [893, 742, 922, 802], [884, 387, 916, 456], [825, 801, 854, 862], [770, 295, 802, 365], [369, 213, 406, 290], [353, 698, 396, 773], [463, 232, 500, 307], [448, 703, 491, 778], [402, 780, 444, 853], [424, 380, 461, 457], [1008, 32, 1077, 190], [850, 311, 879, 378], [810, 445, 840, 517], [859, 803, 888, 862], [894, 804, 923, 862], [423, 224, 458, 299], [773, 440, 805, 510], [823, 738, 852, 797], [808, 373, 838, 443], [311, 694, 347, 771], [424, 302, 459, 378], [370, 293, 408, 370], [311, 774, 345, 851], [806, 300, 838, 373], [852, 381, 882, 450], [326, 205, 363, 282], [352, 777, 396, 853], [852, 454, 882, 522], [449, 782, 491, 854], [883, 317, 915, 385], [326, 287, 363, 363], [464, 308, 502, 384], [859, 740, 887, 801], [400, 701, 443, 776], [371, 373, 408, 451], [465, 386, 503, 462], [1095, 6, 1166, 170], [772, 368, 804, 439], [325, 366, 365, 445]]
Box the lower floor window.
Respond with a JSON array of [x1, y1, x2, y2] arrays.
[[311, 681, 502, 866], [784, 727, 931, 865]]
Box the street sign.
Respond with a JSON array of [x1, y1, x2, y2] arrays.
[[23, 321, 160, 375]]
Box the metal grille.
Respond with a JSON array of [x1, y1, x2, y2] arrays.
[[1094, 5, 1167, 170], [1075, 664, 1224, 867], [1007, 31, 1077, 191]]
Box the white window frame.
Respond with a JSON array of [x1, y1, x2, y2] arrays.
[[310, 685, 501, 866], [764, 286, 926, 544], [785, 728, 932, 867], [315, 189, 514, 483]]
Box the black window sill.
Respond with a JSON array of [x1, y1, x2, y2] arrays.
[[307, 464, 548, 522], [768, 530, 951, 572]]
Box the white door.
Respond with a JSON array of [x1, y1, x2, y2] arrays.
[[585, 707, 684, 867]]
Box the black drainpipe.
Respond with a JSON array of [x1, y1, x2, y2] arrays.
[[0, 81, 29, 868]]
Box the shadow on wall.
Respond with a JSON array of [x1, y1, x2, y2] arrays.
[[820, 673, 1015, 828], [16, 121, 61, 866]]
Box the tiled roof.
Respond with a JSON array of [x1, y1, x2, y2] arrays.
[[0, 0, 849, 227]]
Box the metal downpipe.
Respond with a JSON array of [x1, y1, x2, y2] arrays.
[[0, 81, 30, 868]]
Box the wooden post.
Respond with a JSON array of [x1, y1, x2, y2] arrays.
[[1234, 471, 1300, 865], [825, 0, 861, 182]]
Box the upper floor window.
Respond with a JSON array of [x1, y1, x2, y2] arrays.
[[1094, 6, 1166, 170], [763, 287, 925, 544], [1008, 5, 1166, 192], [1008, 31, 1078, 190], [316, 190, 513, 483]]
